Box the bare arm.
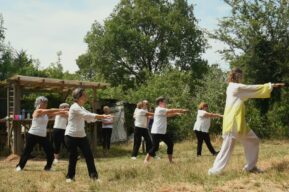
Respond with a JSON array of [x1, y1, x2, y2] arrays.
[[146, 112, 154, 117], [166, 109, 188, 115], [203, 112, 223, 118], [96, 114, 112, 119], [33, 108, 66, 118], [272, 83, 285, 88]]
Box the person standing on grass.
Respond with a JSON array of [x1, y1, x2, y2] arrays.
[[131, 101, 154, 160], [16, 96, 67, 172], [52, 103, 70, 164], [208, 67, 285, 175], [102, 106, 114, 155], [64, 88, 112, 182], [144, 96, 188, 164], [193, 102, 223, 157]]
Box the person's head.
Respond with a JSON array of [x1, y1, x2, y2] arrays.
[[198, 102, 208, 111], [34, 96, 48, 109], [227, 67, 243, 83], [136, 102, 143, 109], [72, 88, 87, 105], [103, 106, 110, 114], [156, 96, 166, 107], [142, 100, 149, 110], [59, 103, 70, 109]]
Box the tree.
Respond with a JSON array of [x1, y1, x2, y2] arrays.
[[0, 14, 4, 42], [212, 0, 289, 114], [77, 0, 207, 88], [43, 51, 64, 79]]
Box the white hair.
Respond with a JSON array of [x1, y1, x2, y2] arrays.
[[59, 103, 69, 108], [34, 96, 48, 108]]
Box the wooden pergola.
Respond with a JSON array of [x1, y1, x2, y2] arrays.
[[1, 75, 109, 155]]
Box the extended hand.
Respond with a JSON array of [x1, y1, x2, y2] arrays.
[[273, 83, 286, 88]]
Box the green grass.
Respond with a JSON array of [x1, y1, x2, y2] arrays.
[[1, 138, 289, 192]]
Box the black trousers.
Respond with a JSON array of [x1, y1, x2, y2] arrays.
[[53, 129, 66, 154], [194, 130, 217, 156], [148, 133, 174, 156], [102, 128, 112, 150], [65, 135, 98, 179], [17, 133, 54, 170], [131, 127, 153, 157]]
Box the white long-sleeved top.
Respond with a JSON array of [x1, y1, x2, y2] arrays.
[[222, 82, 272, 135], [65, 103, 98, 137]]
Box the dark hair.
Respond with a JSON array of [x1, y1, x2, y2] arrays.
[[155, 96, 166, 105], [227, 67, 243, 83], [72, 88, 85, 101]]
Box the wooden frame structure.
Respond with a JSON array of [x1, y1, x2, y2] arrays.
[[1, 75, 109, 155]]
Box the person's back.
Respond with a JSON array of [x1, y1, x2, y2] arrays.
[[151, 106, 167, 134]]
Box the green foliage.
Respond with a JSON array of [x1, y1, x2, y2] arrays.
[[212, 0, 289, 138], [213, 0, 289, 115], [77, 0, 207, 88], [267, 89, 289, 138], [125, 69, 194, 140]]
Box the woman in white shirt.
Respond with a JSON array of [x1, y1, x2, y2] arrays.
[[102, 106, 114, 155], [16, 96, 67, 171], [52, 103, 69, 163], [144, 96, 188, 164], [193, 102, 223, 157], [65, 88, 111, 182], [131, 101, 153, 159]]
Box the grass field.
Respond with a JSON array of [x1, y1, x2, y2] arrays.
[[1, 138, 289, 192]]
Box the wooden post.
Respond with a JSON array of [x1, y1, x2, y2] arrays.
[[12, 83, 23, 155], [91, 88, 97, 155]]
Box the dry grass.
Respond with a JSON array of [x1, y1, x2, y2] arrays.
[[1, 138, 289, 192]]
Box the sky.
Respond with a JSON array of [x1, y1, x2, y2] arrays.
[[0, 0, 231, 73]]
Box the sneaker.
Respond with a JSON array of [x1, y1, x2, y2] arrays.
[[66, 178, 74, 183], [131, 156, 137, 160], [53, 159, 59, 164], [16, 166, 22, 172]]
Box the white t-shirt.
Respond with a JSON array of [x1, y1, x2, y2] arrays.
[[134, 108, 148, 128], [193, 110, 211, 133], [53, 115, 68, 130], [151, 106, 168, 134], [28, 114, 49, 137], [65, 103, 98, 138], [102, 116, 113, 128]]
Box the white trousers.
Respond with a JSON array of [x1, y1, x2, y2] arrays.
[[208, 130, 259, 175]]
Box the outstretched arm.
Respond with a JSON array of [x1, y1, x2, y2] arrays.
[[203, 112, 223, 118], [33, 108, 67, 118], [166, 109, 188, 117]]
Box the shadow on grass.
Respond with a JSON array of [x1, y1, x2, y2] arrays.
[[269, 159, 289, 172]]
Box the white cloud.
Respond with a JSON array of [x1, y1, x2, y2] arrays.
[[2, 0, 119, 72], [202, 38, 230, 71]]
